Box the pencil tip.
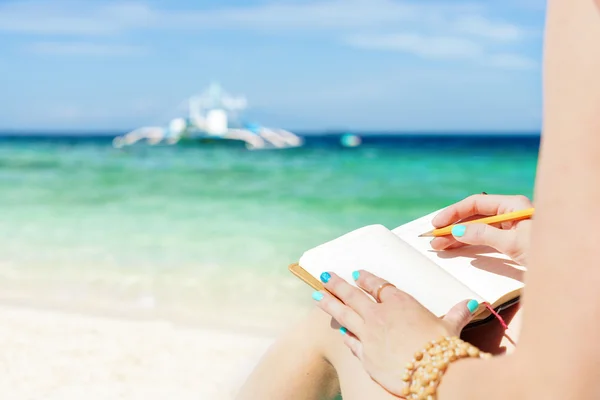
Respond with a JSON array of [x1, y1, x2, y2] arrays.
[[418, 232, 434, 238]]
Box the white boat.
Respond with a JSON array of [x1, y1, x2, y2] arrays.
[[113, 83, 303, 150]]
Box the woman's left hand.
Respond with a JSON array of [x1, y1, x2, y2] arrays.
[[313, 270, 478, 397]]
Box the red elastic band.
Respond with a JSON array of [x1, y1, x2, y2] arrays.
[[484, 303, 508, 330]]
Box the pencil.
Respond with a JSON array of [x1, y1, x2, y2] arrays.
[[418, 207, 535, 237]]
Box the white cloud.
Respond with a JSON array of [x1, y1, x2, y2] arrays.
[[27, 42, 148, 57], [0, 1, 155, 36], [485, 53, 538, 70], [345, 33, 483, 59], [0, 0, 521, 37], [344, 34, 537, 70], [454, 15, 523, 41], [1, 0, 539, 69]]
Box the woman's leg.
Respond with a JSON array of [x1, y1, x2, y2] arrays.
[[235, 308, 341, 400], [237, 304, 521, 400]]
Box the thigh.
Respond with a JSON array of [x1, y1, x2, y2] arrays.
[[236, 308, 341, 400]]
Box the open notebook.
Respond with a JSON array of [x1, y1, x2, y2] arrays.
[[289, 209, 525, 325]]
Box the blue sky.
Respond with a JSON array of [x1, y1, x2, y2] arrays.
[[0, 0, 546, 132]]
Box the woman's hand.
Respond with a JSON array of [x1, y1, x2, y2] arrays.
[[313, 270, 478, 397], [430, 194, 533, 265]]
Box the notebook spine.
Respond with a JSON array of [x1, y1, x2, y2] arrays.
[[483, 303, 509, 330]]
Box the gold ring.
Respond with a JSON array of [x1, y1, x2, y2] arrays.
[[375, 282, 396, 303]]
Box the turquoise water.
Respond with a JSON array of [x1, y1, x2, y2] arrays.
[[0, 135, 538, 332]]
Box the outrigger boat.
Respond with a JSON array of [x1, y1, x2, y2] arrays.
[[113, 83, 303, 150]]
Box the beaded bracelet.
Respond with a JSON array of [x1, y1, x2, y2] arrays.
[[400, 336, 492, 399]]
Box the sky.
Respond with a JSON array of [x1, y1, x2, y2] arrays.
[[0, 0, 546, 132]]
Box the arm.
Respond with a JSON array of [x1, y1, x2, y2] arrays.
[[510, 0, 600, 396], [443, 0, 600, 398]]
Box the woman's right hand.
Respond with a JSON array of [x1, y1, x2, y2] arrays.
[[430, 194, 533, 266]]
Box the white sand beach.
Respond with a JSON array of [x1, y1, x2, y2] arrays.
[[0, 305, 275, 400]]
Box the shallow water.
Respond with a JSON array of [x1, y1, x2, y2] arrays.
[[0, 134, 538, 332]]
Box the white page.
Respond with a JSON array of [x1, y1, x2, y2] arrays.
[[391, 210, 525, 305], [299, 224, 484, 317]]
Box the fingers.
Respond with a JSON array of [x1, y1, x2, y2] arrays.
[[353, 270, 406, 303], [432, 194, 529, 228], [312, 290, 364, 336], [319, 272, 374, 317], [451, 223, 518, 256], [341, 330, 363, 361], [443, 299, 480, 334], [430, 236, 464, 251]]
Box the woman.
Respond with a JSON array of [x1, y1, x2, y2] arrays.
[[310, 0, 600, 398], [237, 194, 532, 399]]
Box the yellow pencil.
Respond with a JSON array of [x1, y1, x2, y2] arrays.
[[418, 207, 535, 237]]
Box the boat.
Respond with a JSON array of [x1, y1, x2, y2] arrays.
[[112, 83, 303, 150]]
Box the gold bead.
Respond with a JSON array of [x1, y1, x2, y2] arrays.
[[402, 372, 411, 381], [467, 346, 480, 357], [401, 387, 410, 397], [406, 362, 415, 370], [415, 351, 424, 361]]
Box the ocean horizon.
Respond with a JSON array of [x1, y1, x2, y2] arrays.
[[0, 130, 541, 137]]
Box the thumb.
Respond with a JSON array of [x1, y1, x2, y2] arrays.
[[443, 299, 479, 334], [451, 223, 517, 255]]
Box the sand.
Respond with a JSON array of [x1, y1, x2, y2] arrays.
[[0, 305, 275, 400]]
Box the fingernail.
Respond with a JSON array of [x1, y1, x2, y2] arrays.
[[352, 271, 360, 281], [320, 272, 331, 283], [339, 327, 348, 335], [312, 291, 324, 301], [452, 225, 466, 237], [467, 299, 479, 314]]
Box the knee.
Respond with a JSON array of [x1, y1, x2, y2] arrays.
[[284, 307, 343, 354]]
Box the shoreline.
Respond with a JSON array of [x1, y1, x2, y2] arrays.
[[0, 274, 312, 338], [0, 293, 292, 338], [0, 302, 276, 399]]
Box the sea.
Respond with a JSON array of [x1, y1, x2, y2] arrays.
[[0, 133, 539, 334]]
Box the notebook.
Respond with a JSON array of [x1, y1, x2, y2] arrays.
[[289, 208, 525, 324]]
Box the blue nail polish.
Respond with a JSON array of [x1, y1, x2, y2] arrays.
[[312, 291, 324, 301], [467, 299, 479, 314], [352, 271, 360, 281], [320, 272, 331, 283], [340, 327, 348, 335], [452, 225, 466, 237]]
